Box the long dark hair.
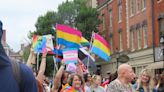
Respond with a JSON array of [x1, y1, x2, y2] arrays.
[[83, 73, 90, 82], [58, 71, 71, 92]]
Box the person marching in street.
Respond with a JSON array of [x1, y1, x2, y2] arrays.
[[107, 64, 136, 92], [0, 20, 38, 92], [90, 75, 106, 92], [133, 69, 152, 92]]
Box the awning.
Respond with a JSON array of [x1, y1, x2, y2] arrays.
[[146, 61, 164, 69]]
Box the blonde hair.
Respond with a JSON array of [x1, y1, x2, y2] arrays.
[[136, 69, 152, 91], [91, 75, 102, 85]]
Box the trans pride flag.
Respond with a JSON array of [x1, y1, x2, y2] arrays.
[[91, 33, 111, 62], [56, 24, 82, 48]]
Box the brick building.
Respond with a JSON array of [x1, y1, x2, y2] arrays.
[[97, 0, 164, 77]]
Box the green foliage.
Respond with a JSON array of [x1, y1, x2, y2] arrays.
[[28, 11, 58, 39], [57, 1, 75, 26], [35, 11, 57, 35], [75, 7, 100, 40], [23, 46, 30, 63], [29, 0, 100, 40], [28, 0, 100, 76], [44, 56, 54, 77]]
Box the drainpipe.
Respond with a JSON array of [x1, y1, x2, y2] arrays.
[[151, 0, 155, 62]]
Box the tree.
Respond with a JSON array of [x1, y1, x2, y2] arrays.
[[23, 45, 30, 63], [75, 5, 100, 40], [30, 0, 100, 40], [57, 0, 75, 27], [57, 0, 100, 40], [28, 0, 100, 76], [29, 11, 58, 38]]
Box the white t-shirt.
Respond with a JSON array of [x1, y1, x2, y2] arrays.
[[91, 85, 106, 92], [84, 85, 92, 92]]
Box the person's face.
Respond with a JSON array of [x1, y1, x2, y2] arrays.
[[125, 68, 136, 82], [72, 75, 82, 89], [153, 78, 158, 86], [63, 72, 69, 84], [87, 74, 92, 81], [95, 76, 101, 85], [141, 71, 150, 83]]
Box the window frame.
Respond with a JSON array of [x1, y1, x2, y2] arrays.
[[143, 25, 148, 48], [119, 31, 123, 51]]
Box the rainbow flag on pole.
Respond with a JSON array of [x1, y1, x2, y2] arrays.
[[56, 24, 82, 48], [80, 37, 90, 46], [32, 35, 46, 53], [91, 33, 111, 62]]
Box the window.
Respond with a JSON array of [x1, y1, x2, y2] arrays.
[[120, 31, 123, 50], [159, 18, 164, 38], [136, 0, 140, 13], [102, 14, 106, 31], [130, 0, 134, 16], [118, 4, 122, 22], [109, 10, 113, 28], [143, 26, 147, 48], [131, 31, 135, 50], [136, 66, 142, 77], [137, 29, 141, 49], [142, 0, 146, 10], [109, 37, 113, 52]]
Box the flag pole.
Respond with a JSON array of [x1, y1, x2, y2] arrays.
[[87, 32, 94, 70], [53, 23, 59, 78], [55, 23, 59, 71], [37, 52, 40, 72]]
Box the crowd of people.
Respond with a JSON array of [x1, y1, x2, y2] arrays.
[[0, 20, 164, 92]]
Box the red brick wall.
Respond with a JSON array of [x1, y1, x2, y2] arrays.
[[153, 0, 164, 46], [97, 0, 107, 6], [97, 0, 164, 53], [98, 0, 128, 52], [128, 0, 154, 50]]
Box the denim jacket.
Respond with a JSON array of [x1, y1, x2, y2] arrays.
[[133, 83, 151, 92]]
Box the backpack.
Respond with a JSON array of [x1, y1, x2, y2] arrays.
[[11, 60, 21, 87]]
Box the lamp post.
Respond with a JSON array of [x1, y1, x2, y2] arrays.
[[115, 48, 120, 69], [160, 36, 164, 68]]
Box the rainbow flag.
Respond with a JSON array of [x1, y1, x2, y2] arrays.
[[61, 84, 78, 92], [91, 33, 111, 62], [56, 24, 82, 48], [80, 37, 90, 46], [32, 35, 46, 53]]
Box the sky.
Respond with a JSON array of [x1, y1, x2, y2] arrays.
[[0, 0, 66, 52]]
